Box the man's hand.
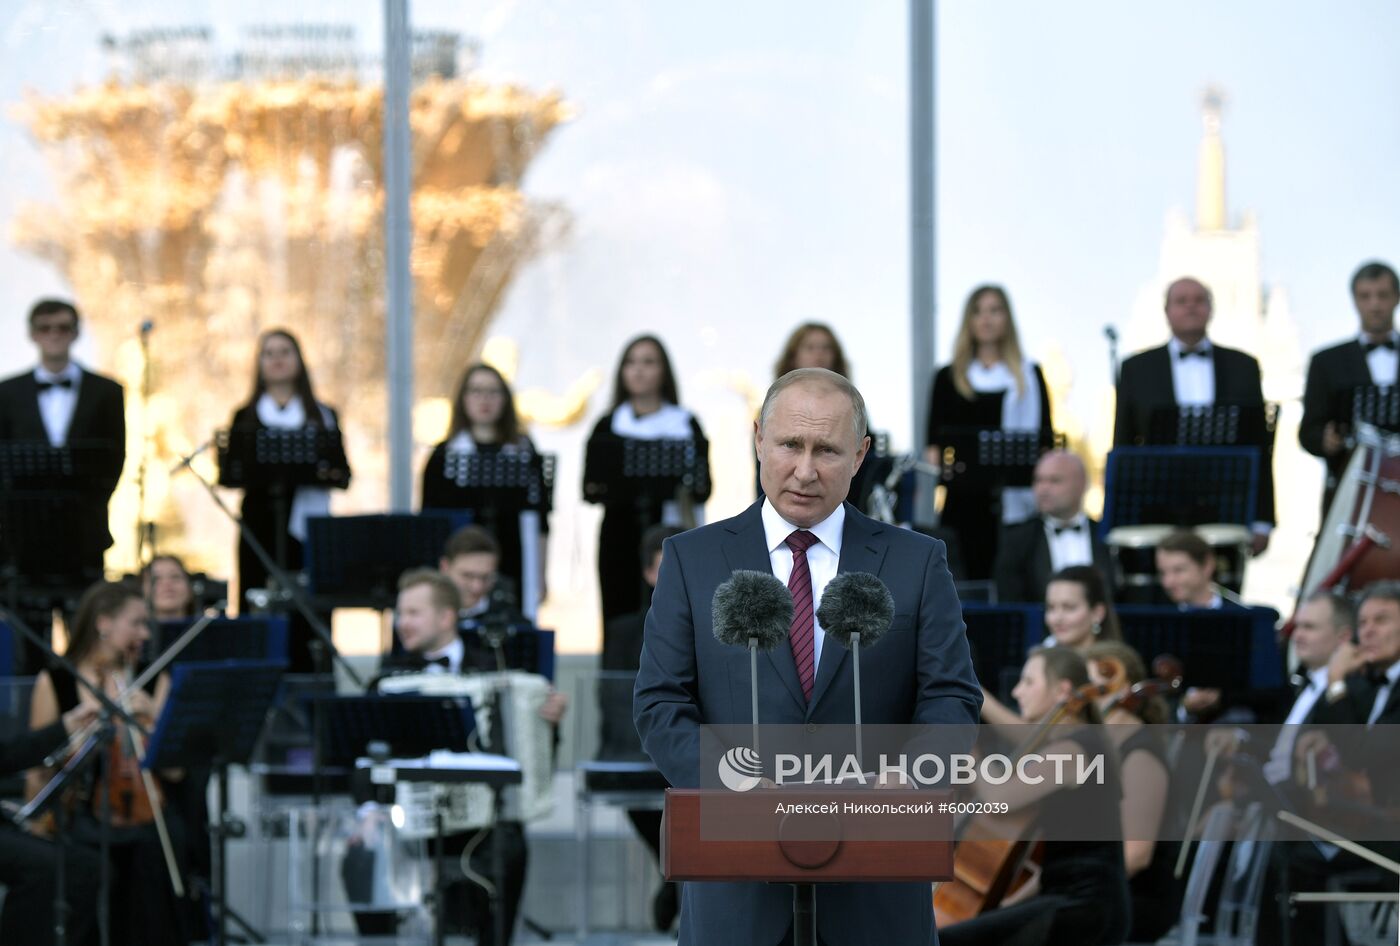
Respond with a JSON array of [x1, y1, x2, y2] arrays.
[[538, 690, 569, 724], [1322, 422, 1347, 457], [60, 702, 99, 737], [1327, 641, 1366, 687]]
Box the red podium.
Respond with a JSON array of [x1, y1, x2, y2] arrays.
[[663, 788, 955, 945]]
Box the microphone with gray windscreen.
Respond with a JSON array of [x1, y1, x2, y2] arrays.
[[817, 572, 896, 767], [713, 570, 792, 760]]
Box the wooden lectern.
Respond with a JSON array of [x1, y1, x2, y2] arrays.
[[663, 788, 955, 946]]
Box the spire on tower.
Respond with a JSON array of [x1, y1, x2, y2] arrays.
[[1195, 86, 1227, 231]]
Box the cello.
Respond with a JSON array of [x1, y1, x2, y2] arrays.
[[932, 662, 1126, 926]]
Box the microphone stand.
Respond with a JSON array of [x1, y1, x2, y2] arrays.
[[749, 636, 761, 761], [169, 445, 364, 688], [1104, 325, 1120, 384], [135, 320, 156, 565]]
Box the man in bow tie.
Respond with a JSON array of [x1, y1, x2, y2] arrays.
[[1300, 260, 1400, 517], [993, 450, 1117, 602], [1113, 277, 1275, 555], [0, 299, 125, 672], [634, 367, 981, 946]]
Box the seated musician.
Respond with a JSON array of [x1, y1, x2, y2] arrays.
[[26, 580, 189, 946], [980, 566, 1123, 725], [353, 569, 563, 944], [0, 699, 100, 945], [140, 554, 197, 621], [1085, 640, 1181, 944], [993, 451, 1116, 603], [939, 647, 1130, 946]]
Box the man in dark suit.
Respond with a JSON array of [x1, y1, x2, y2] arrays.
[[993, 450, 1115, 603], [1114, 277, 1274, 554], [1300, 260, 1400, 516], [633, 367, 982, 946], [0, 299, 125, 671]]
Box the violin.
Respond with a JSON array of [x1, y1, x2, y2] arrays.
[[933, 676, 1120, 926], [98, 664, 164, 828]]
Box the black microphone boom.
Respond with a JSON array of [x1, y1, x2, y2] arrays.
[[712, 569, 792, 766], [712, 570, 792, 651], [817, 572, 895, 773], [816, 572, 895, 649]]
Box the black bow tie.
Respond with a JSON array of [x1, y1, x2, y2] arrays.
[[1050, 521, 1083, 536], [1177, 347, 1210, 360], [36, 378, 72, 391], [1365, 338, 1396, 354], [423, 655, 451, 669]]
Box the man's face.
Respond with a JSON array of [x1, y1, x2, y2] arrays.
[[1353, 276, 1399, 338], [395, 584, 456, 654], [1358, 597, 1400, 668], [755, 381, 869, 528], [1032, 454, 1086, 520], [1164, 279, 1212, 343], [1292, 598, 1350, 670], [1155, 549, 1213, 605], [29, 310, 78, 363], [440, 552, 498, 611]]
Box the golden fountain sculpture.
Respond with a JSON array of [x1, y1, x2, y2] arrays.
[[11, 65, 570, 576]]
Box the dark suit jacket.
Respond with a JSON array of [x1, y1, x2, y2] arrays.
[[1113, 343, 1275, 525], [633, 501, 981, 946], [0, 368, 125, 565], [992, 516, 1116, 603], [1308, 670, 1400, 808], [0, 721, 66, 776], [1300, 338, 1397, 499]]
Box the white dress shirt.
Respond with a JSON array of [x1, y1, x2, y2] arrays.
[[760, 498, 844, 673], [1043, 513, 1093, 574], [34, 363, 82, 447], [1368, 661, 1400, 727], [421, 636, 465, 676], [1168, 337, 1215, 407], [1361, 331, 1399, 387], [1263, 666, 1330, 784]]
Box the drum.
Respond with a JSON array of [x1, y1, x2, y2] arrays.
[[1106, 524, 1174, 601], [1195, 522, 1253, 592], [1301, 423, 1400, 595]]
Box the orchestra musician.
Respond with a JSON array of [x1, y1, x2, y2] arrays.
[[1113, 277, 1275, 554], [939, 647, 1130, 946], [351, 568, 565, 944], [141, 554, 197, 622], [1300, 260, 1400, 516], [0, 299, 126, 673], [980, 565, 1122, 725], [992, 451, 1116, 603], [0, 699, 101, 945], [26, 580, 188, 946], [219, 329, 350, 673], [925, 285, 1054, 581], [421, 363, 551, 620], [584, 335, 711, 626], [1084, 640, 1180, 944]]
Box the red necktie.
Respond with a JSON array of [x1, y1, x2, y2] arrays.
[[785, 530, 820, 702]]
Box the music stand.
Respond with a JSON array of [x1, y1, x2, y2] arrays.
[[151, 616, 289, 667], [1101, 446, 1259, 534], [1343, 384, 1400, 435], [145, 660, 286, 946], [1145, 403, 1270, 448], [303, 513, 460, 610], [938, 428, 1062, 489], [961, 604, 1044, 703], [1117, 606, 1283, 689], [436, 450, 555, 510], [459, 625, 556, 680]]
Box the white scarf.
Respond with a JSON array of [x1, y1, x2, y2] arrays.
[[610, 402, 695, 439], [256, 393, 335, 543], [967, 360, 1042, 523]]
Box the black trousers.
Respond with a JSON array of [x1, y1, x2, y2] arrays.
[[0, 825, 101, 946]]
